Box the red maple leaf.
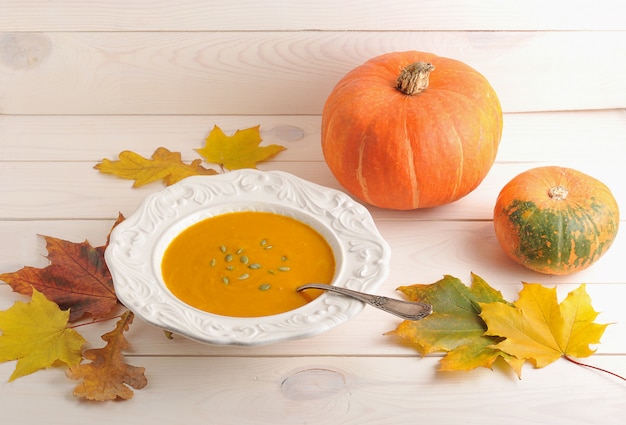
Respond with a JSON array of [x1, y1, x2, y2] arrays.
[[0, 214, 124, 322]]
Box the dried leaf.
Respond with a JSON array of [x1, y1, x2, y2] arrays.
[[95, 147, 217, 187], [103, 213, 126, 248], [481, 283, 609, 368], [387, 273, 523, 376], [389, 274, 609, 378], [0, 289, 86, 381], [196, 125, 285, 170], [67, 311, 147, 401], [0, 219, 123, 322]]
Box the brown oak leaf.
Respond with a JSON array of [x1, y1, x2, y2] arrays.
[[0, 215, 124, 322], [66, 311, 147, 400]]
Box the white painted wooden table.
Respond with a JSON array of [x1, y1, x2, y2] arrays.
[[1, 1, 625, 424]]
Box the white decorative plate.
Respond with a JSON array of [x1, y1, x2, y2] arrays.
[[105, 169, 390, 346]]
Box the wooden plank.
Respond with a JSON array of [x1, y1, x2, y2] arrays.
[[2, 217, 626, 286], [2, 218, 625, 357], [0, 115, 323, 162], [3, 275, 624, 356], [2, 110, 625, 162], [2, 0, 625, 31], [497, 110, 626, 163], [0, 160, 624, 221], [2, 218, 626, 288], [1, 355, 625, 424], [1, 32, 625, 115]]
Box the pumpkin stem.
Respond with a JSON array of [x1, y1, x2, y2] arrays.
[[548, 185, 569, 200], [396, 62, 435, 95]]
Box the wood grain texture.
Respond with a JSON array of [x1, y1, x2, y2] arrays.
[[1, 218, 625, 357], [0, 160, 624, 221], [3, 0, 625, 31], [1, 31, 625, 114], [3, 111, 626, 223], [1, 356, 624, 425], [2, 217, 625, 288], [2, 111, 625, 161]]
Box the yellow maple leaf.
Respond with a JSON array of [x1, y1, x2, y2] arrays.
[[480, 283, 609, 368], [66, 311, 147, 400], [196, 125, 285, 170], [0, 289, 86, 381], [95, 147, 217, 187]]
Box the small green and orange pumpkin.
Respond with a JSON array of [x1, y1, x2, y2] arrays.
[[321, 51, 503, 210], [493, 166, 619, 275]]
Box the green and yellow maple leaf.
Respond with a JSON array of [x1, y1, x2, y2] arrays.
[[196, 125, 285, 170], [480, 283, 609, 369], [95, 147, 217, 187], [387, 273, 524, 376], [0, 289, 86, 381]]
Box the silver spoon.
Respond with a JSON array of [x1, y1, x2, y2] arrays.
[[297, 283, 432, 321]]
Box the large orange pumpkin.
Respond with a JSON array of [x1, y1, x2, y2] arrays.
[[493, 166, 619, 275], [321, 51, 503, 210]]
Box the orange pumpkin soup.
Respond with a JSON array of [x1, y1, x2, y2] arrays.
[[161, 211, 335, 317]]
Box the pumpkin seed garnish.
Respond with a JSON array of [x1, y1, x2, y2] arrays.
[[213, 239, 288, 287]]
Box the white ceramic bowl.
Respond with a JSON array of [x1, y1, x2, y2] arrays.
[[105, 169, 390, 346]]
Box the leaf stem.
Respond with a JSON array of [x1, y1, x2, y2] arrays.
[[68, 312, 128, 329], [563, 355, 626, 381]]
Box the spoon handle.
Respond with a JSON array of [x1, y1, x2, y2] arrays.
[[297, 283, 432, 321]]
